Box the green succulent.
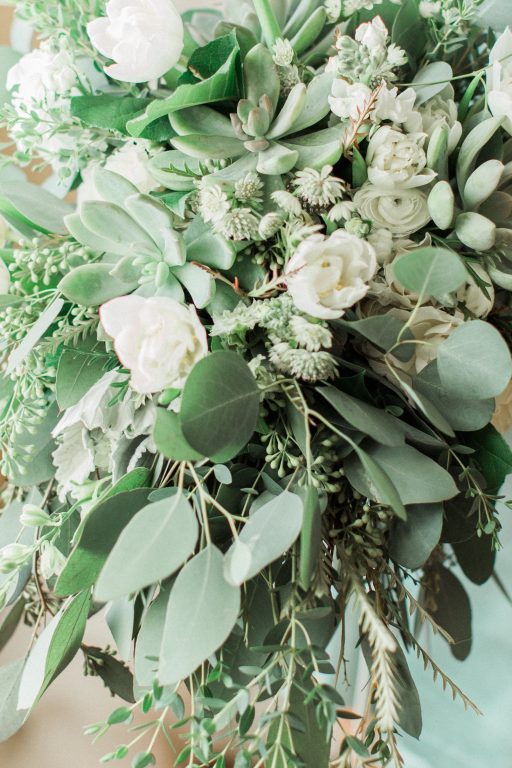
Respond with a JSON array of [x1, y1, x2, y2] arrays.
[[427, 115, 512, 285], [168, 44, 344, 179], [60, 167, 236, 308]]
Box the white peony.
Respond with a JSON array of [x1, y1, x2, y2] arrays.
[[78, 140, 160, 203], [355, 16, 388, 53], [353, 183, 432, 236], [418, 85, 462, 153], [6, 42, 77, 113], [366, 126, 435, 188], [87, 0, 184, 83], [329, 80, 372, 120], [487, 28, 512, 135], [100, 295, 208, 393], [285, 231, 377, 320]]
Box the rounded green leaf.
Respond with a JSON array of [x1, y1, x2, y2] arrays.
[[95, 493, 199, 602], [159, 545, 240, 683], [464, 159, 503, 210], [455, 212, 496, 251], [153, 408, 203, 462], [345, 443, 458, 506], [224, 491, 304, 586], [428, 181, 455, 230], [59, 263, 137, 306], [318, 385, 405, 447], [392, 246, 467, 301], [180, 350, 260, 462], [437, 320, 512, 399], [389, 503, 443, 569]]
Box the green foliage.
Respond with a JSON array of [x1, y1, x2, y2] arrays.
[[392, 246, 467, 302], [55, 489, 151, 597], [0, 180, 73, 237], [389, 503, 444, 569], [18, 590, 91, 710], [152, 408, 203, 461], [436, 320, 512, 400], [56, 334, 112, 409], [0, 659, 28, 743], [159, 545, 240, 682], [224, 490, 303, 585], [425, 566, 472, 661], [180, 350, 260, 462], [95, 493, 199, 601], [127, 33, 242, 137]]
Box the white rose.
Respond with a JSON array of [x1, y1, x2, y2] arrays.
[[6, 41, 77, 112], [353, 182, 431, 236], [487, 28, 512, 135], [366, 126, 435, 188], [100, 295, 207, 394], [87, 0, 184, 83], [418, 85, 462, 153], [285, 231, 377, 320], [329, 80, 372, 120], [355, 16, 388, 52], [78, 140, 160, 203]]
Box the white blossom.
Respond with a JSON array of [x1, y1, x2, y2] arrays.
[[198, 184, 231, 223], [329, 79, 372, 120], [87, 0, 184, 83], [353, 183, 431, 236], [100, 295, 207, 394], [292, 166, 345, 208], [285, 231, 377, 319], [366, 126, 435, 188]]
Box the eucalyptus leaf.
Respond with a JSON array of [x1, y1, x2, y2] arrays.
[[153, 408, 204, 461], [180, 350, 260, 462], [389, 503, 443, 569], [436, 320, 512, 400], [6, 298, 64, 375], [392, 246, 467, 301], [135, 586, 171, 688], [0, 659, 28, 743], [0, 180, 73, 235], [345, 443, 458, 506], [426, 565, 472, 661], [159, 545, 240, 682], [95, 493, 199, 602], [412, 62, 453, 105], [224, 491, 304, 585], [318, 385, 405, 447], [55, 489, 151, 597], [18, 590, 91, 710]]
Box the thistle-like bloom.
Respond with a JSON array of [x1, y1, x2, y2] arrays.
[[198, 184, 231, 224], [234, 173, 264, 202], [216, 208, 260, 241], [292, 166, 346, 208], [269, 343, 338, 382]]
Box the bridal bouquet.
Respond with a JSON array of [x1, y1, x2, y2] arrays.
[[1, 0, 512, 765]]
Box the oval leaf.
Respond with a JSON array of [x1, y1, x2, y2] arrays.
[[159, 545, 240, 683], [95, 494, 199, 602]]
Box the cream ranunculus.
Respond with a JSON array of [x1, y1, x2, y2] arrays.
[[87, 0, 184, 83], [285, 231, 377, 320], [100, 295, 208, 393], [366, 126, 435, 188], [488, 27, 512, 135], [418, 85, 462, 153], [353, 182, 431, 236]]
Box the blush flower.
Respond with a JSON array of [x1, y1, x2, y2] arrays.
[[100, 295, 208, 393], [87, 0, 184, 83], [285, 231, 377, 320]]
